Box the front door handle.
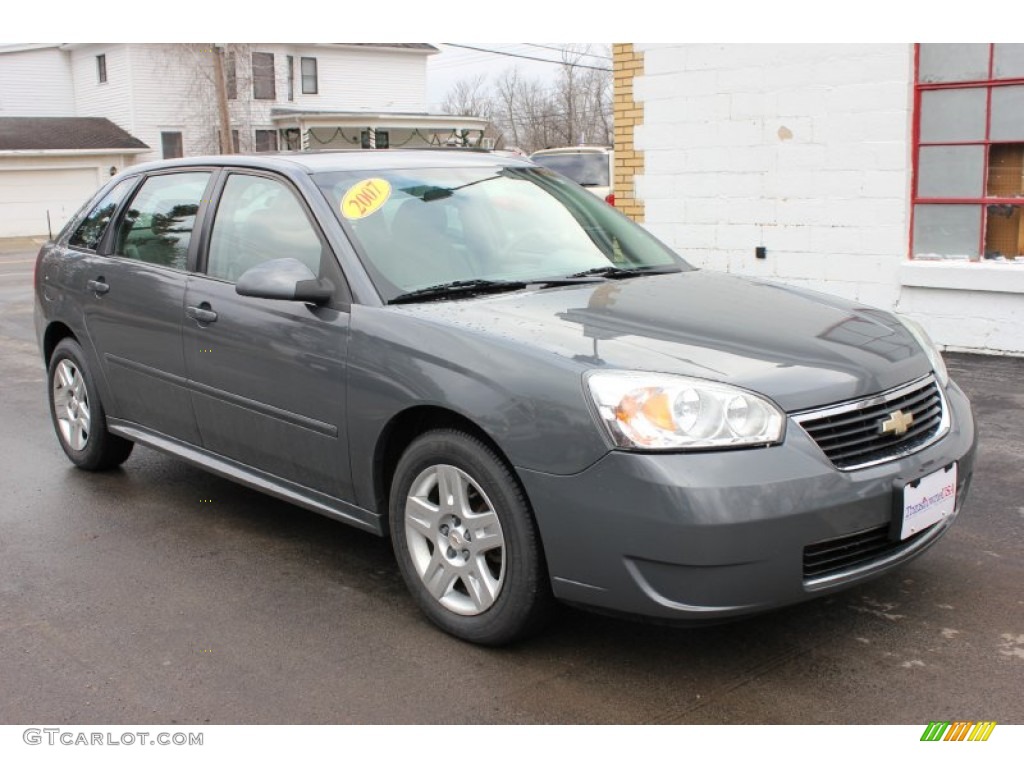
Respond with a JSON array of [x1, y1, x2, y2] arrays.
[[186, 304, 218, 324], [86, 278, 110, 295]]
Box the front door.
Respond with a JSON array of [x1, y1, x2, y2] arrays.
[[181, 171, 352, 500]]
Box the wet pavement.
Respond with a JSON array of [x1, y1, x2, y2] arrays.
[[1, 241, 1021, 724]]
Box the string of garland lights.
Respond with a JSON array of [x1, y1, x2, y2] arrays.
[[304, 126, 482, 148], [306, 127, 362, 146]]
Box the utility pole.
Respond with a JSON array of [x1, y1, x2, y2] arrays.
[[212, 44, 234, 154]]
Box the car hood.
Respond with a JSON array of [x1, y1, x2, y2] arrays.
[[395, 270, 930, 412]]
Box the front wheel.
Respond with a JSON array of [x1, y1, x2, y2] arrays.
[[47, 338, 133, 471], [389, 429, 552, 645]]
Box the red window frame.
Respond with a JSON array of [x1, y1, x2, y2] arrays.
[[910, 43, 1024, 259]]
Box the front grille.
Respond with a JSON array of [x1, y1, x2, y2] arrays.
[[793, 375, 946, 470], [803, 524, 928, 580]]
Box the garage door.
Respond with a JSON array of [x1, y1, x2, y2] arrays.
[[0, 167, 101, 238]]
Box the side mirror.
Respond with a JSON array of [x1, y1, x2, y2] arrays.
[[235, 258, 333, 304]]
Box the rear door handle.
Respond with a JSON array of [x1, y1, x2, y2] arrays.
[[86, 278, 110, 295], [186, 304, 218, 324]]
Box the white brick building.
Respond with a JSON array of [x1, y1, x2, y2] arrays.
[[615, 44, 1024, 356]]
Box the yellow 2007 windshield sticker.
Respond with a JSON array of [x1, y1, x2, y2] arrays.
[[341, 178, 391, 220]]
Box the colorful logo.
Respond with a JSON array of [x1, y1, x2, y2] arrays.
[[920, 721, 996, 741]]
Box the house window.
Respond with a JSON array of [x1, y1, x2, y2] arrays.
[[252, 52, 275, 100], [97, 54, 107, 84], [255, 130, 278, 153], [219, 129, 240, 154], [301, 57, 318, 94], [913, 44, 1024, 261], [161, 131, 184, 159], [287, 56, 294, 102], [226, 52, 237, 100]]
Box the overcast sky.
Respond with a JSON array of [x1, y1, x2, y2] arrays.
[[426, 44, 612, 111]]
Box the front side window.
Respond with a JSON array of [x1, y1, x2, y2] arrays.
[[68, 178, 136, 251], [252, 52, 275, 100], [913, 43, 1024, 261], [301, 57, 318, 94], [114, 172, 211, 271], [207, 174, 323, 282], [97, 54, 107, 84], [315, 165, 686, 301]]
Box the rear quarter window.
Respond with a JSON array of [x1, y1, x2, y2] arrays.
[[66, 177, 137, 251]]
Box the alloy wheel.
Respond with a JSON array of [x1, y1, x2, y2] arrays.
[[403, 464, 506, 616], [52, 359, 91, 451]]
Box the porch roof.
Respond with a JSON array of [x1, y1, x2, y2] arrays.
[[269, 109, 489, 132]]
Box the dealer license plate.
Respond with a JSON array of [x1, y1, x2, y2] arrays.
[[901, 463, 957, 540]]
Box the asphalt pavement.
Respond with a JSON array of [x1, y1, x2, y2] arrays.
[[0, 239, 1021, 724]]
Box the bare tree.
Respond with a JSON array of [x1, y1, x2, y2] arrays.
[[149, 43, 257, 155], [443, 45, 612, 154], [441, 74, 494, 119]]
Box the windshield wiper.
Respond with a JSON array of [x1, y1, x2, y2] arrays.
[[389, 279, 528, 305], [565, 265, 683, 280]]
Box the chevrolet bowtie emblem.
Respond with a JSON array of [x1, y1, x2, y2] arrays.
[[880, 409, 914, 437]]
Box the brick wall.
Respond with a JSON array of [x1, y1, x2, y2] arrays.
[[632, 44, 915, 310], [612, 44, 644, 222]]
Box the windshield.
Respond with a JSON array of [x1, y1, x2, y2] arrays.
[[315, 165, 690, 302], [530, 153, 610, 187]]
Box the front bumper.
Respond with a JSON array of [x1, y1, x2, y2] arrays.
[[519, 380, 977, 621]]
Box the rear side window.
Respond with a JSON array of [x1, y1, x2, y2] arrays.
[[113, 172, 211, 270], [68, 178, 136, 251]]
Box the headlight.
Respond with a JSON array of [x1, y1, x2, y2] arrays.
[[898, 316, 949, 387], [586, 372, 785, 450]]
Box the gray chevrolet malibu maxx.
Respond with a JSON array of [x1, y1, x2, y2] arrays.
[[35, 150, 976, 644]]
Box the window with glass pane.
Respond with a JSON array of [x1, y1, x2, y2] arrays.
[[114, 173, 211, 271], [914, 43, 1024, 261], [255, 130, 278, 153], [69, 178, 135, 251], [219, 129, 240, 154], [252, 52, 275, 99], [994, 44, 1024, 79], [226, 52, 237, 100], [207, 174, 323, 282], [301, 57, 318, 94], [161, 131, 183, 159]]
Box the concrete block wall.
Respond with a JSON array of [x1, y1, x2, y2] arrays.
[[633, 44, 914, 309]]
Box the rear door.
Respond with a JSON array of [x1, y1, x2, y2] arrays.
[[80, 169, 214, 443], [181, 170, 353, 500]]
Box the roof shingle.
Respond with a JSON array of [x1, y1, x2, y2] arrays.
[[0, 117, 149, 151]]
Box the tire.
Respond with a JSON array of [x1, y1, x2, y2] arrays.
[[47, 338, 134, 471], [389, 429, 552, 645]]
